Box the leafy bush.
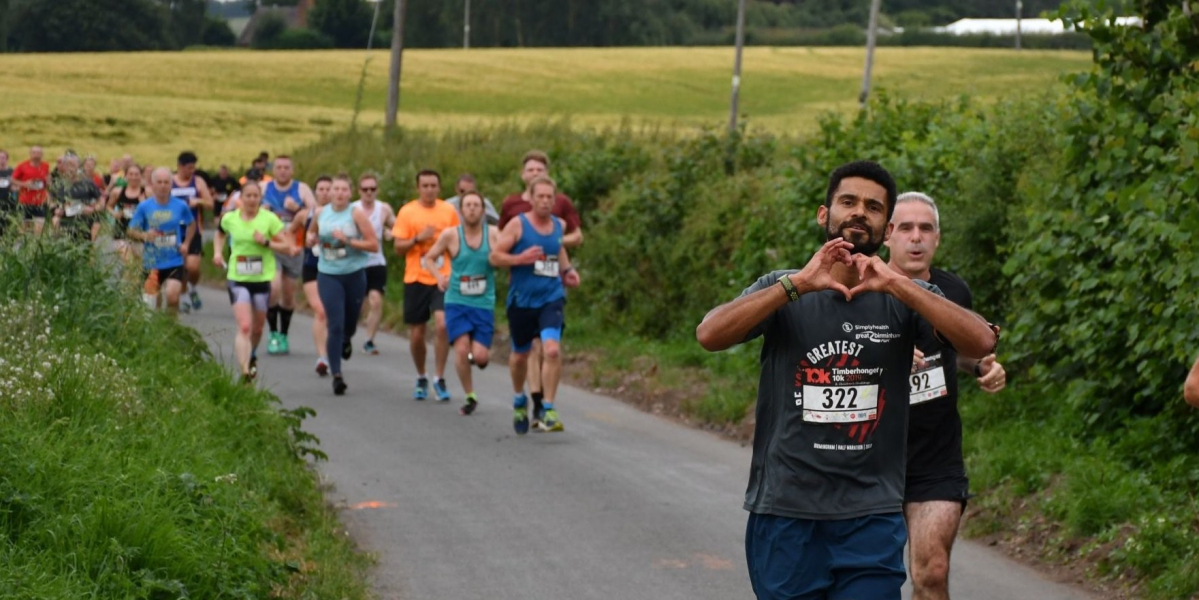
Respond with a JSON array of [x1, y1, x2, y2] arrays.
[[259, 28, 336, 50]]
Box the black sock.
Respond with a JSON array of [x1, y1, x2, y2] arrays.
[[531, 392, 544, 415], [279, 308, 294, 335], [267, 306, 279, 333]]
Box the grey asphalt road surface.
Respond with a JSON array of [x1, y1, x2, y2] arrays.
[[184, 285, 1095, 600]]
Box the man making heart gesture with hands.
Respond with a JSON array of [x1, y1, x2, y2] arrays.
[[696, 161, 996, 600]]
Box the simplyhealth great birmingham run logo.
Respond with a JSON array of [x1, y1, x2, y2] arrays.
[[841, 322, 901, 343]]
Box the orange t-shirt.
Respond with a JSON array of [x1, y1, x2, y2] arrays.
[[392, 199, 460, 285]]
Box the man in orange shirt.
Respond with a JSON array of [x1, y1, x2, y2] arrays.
[[13, 145, 51, 233], [393, 169, 460, 402]]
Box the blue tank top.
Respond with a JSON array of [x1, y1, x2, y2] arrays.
[[263, 180, 300, 223], [317, 205, 369, 275], [445, 225, 495, 309], [507, 213, 564, 309], [170, 175, 201, 221]]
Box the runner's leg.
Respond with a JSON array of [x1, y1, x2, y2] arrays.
[[233, 302, 254, 376], [342, 270, 367, 345], [318, 273, 347, 376], [433, 309, 449, 379], [365, 289, 384, 342], [453, 334, 473, 395], [541, 338, 562, 404], [904, 501, 961, 600], [304, 280, 328, 361], [163, 278, 183, 315], [410, 323, 427, 375]]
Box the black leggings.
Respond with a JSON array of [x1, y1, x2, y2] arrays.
[[317, 270, 366, 375]]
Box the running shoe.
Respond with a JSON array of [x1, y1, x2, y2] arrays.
[[513, 407, 529, 435], [364, 340, 379, 355], [538, 409, 564, 432], [342, 339, 352, 360], [333, 375, 347, 396], [267, 332, 282, 355], [248, 356, 258, 380], [179, 299, 192, 314], [278, 335, 290, 355], [434, 379, 451, 402], [414, 377, 429, 401], [315, 357, 329, 377], [460, 395, 478, 416], [189, 290, 202, 310], [530, 398, 545, 430]]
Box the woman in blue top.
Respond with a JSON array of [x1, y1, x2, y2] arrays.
[[305, 173, 378, 395]]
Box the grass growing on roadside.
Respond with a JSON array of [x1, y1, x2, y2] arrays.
[[0, 231, 370, 599], [0, 47, 1089, 166]]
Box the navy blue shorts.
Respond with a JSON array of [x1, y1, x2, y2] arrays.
[[507, 298, 564, 353], [445, 303, 495, 349], [745, 512, 906, 600]]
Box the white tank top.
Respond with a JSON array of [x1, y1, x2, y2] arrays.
[[351, 199, 387, 267]]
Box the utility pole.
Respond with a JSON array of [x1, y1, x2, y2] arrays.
[[859, 0, 882, 109], [1015, 0, 1023, 50], [464, 0, 471, 49], [386, 0, 407, 129], [728, 0, 747, 134]]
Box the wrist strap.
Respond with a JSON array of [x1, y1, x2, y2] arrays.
[[778, 276, 801, 302]]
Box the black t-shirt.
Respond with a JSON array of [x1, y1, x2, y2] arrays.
[[0, 168, 14, 207], [906, 268, 973, 482], [738, 270, 942, 520], [52, 177, 103, 221], [211, 176, 240, 202]]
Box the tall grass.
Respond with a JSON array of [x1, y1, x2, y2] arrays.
[[0, 229, 369, 599]]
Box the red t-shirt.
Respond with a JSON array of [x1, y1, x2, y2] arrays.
[[498, 192, 581, 232], [13, 160, 50, 206]]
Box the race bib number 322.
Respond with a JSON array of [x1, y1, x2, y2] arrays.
[[797, 366, 883, 423]]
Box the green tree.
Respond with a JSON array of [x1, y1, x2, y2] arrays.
[[11, 0, 170, 51], [309, 0, 374, 48]]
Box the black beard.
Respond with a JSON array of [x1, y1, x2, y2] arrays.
[[826, 220, 883, 256]]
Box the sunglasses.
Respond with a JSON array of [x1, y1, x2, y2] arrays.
[[360, 186, 377, 192]]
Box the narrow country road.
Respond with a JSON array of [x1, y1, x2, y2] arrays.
[[185, 286, 1096, 600]]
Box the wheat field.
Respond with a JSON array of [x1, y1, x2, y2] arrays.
[[0, 47, 1090, 168]]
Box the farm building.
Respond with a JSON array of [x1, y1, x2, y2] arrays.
[[935, 16, 1142, 35]]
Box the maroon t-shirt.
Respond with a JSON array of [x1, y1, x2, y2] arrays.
[[498, 192, 581, 232]]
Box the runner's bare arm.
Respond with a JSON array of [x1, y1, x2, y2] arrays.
[[299, 182, 316, 212], [421, 228, 455, 276], [181, 220, 197, 255], [267, 229, 292, 255], [107, 187, 120, 212], [350, 207, 379, 254], [1185, 356, 1199, 408], [562, 226, 583, 249], [290, 207, 309, 235], [194, 178, 214, 210], [383, 205, 396, 241], [392, 216, 420, 253], [854, 255, 997, 359], [213, 227, 228, 268], [489, 218, 540, 268], [306, 208, 321, 247]]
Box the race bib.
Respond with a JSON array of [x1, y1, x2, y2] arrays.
[[910, 352, 949, 405], [799, 366, 882, 423], [235, 256, 264, 277], [322, 245, 348, 261], [64, 200, 83, 217], [0, 178, 9, 189], [154, 233, 178, 248], [31, 180, 44, 191], [217, 193, 228, 203], [534, 255, 559, 278], [121, 206, 135, 220], [459, 275, 487, 296]]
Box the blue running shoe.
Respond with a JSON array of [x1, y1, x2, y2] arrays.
[[189, 289, 202, 311], [414, 377, 429, 401], [434, 378, 451, 402], [513, 407, 529, 435]]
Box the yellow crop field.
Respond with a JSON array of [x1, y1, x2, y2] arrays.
[[0, 47, 1090, 168]]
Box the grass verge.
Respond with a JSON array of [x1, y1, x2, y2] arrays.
[[0, 230, 370, 599]]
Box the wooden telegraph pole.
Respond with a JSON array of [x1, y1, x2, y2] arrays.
[[386, 0, 408, 129], [859, 0, 882, 109], [728, 0, 747, 134]]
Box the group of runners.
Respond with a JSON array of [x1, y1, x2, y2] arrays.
[[1, 145, 584, 435], [698, 160, 1008, 600]]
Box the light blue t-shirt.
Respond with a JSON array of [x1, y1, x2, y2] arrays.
[[130, 197, 194, 270], [317, 204, 369, 275]]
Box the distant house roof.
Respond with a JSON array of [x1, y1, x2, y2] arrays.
[[237, 0, 316, 46], [936, 16, 1141, 35]]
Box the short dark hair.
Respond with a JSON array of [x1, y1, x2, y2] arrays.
[[177, 151, 198, 165], [416, 169, 441, 184], [456, 173, 476, 186], [825, 160, 898, 222], [522, 150, 549, 169], [314, 175, 333, 185]]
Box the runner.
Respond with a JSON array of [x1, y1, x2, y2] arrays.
[[129, 167, 196, 316], [172, 151, 215, 312], [82, 156, 105, 189], [292, 175, 333, 376], [0, 150, 14, 235], [213, 180, 291, 384], [13, 145, 50, 234], [108, 163, 147, 260], [498, 150, 584, 426], [260, 156, 315, 356], [421, 191, 500, 416], [50, 153, 104, 243], [210, 164, 241, 220], [490, 176, 582, 433], [391, 169, 459, 402], [1186, 356, 1199, 407], [694, 161, 997, 600], [307, 174, 378, 395], [886, 191, 1006, 600], [350, 172, 396, 355], [445, 173, 499, 225]]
